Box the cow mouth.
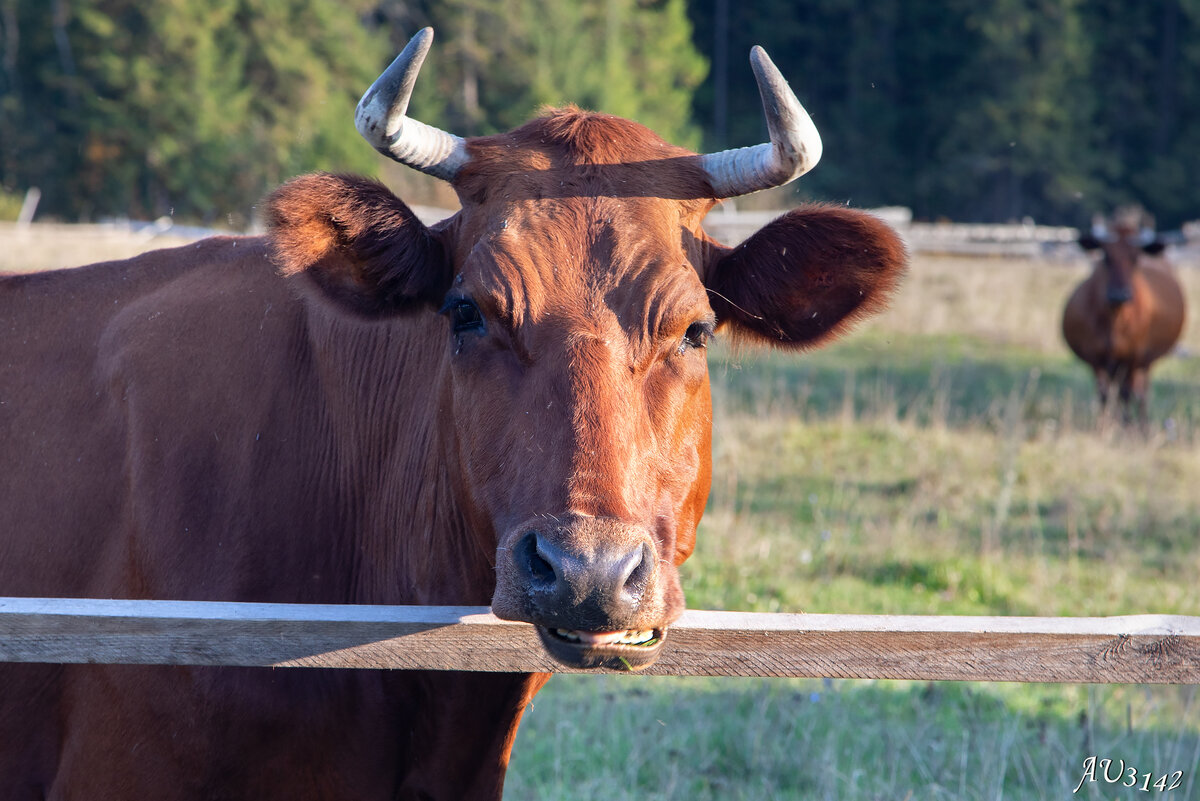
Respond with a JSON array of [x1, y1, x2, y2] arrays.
[[536, 626, 666, 670]]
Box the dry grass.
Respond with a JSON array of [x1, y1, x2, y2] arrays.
[[879, 254, 1200, 354], [693, 413, 1200, 617], [0, 222, 205, 273]]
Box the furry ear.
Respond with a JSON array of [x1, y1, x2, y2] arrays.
[[705, 204, 907, 349], [265, 172, 450, 316]]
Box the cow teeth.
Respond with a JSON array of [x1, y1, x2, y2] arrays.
[[549, 628, 658, 646]]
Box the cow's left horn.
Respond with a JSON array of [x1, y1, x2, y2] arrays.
[[355, 27, 469, 182], [699, 46, 823, 198]]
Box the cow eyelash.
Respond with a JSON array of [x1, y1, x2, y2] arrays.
[[679, 321, 714, 353], [439, 297, 486, 335]]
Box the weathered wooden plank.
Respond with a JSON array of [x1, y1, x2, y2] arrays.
[[0, 598, 1197, 683]]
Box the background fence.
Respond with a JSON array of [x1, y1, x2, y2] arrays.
[[8, 206, 1198, 268]]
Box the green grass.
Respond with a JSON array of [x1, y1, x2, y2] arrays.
[[509, 678, 1200, 800]]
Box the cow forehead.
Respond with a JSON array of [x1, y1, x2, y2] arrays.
[[455, 197, 713, 348], [455, 108, 718, 207], [1097, 239, 1140, 269]]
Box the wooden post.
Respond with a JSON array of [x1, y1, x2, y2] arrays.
[[0, 598, 1197, 683], [16, 187, 40, 227]]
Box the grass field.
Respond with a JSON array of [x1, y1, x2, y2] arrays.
[[5, 229, 1199, 798]]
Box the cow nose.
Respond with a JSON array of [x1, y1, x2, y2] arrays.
[[514, 529, 653, 618], [1107, 286, 1133, 306]]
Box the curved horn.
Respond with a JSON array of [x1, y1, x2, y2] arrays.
[[355, 27, 469, 182], [699, 46, 823, 198]]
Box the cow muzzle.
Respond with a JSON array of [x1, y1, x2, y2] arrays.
[[491, 516, 677, 670], [1106, 285, 1134, 307]]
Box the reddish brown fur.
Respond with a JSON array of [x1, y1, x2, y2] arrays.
[[707, 203, 908, 348], [0, 108, 906, 799], [1062, 233, 1185, 423], [267, 172, 449, 314]]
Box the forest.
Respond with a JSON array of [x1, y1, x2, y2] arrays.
[[1, 0, 1197, 229]]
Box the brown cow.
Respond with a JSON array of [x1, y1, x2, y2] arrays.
[[0, 29, 905, 800], [1062, 219, 1185, 424]]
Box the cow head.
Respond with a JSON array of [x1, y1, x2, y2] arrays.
[[1079, 228, 1166, 308], [267, 29, 906, 670]]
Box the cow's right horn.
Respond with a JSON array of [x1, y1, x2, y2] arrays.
[[699, 46, 823, 199], [355, 27, 469, 182]]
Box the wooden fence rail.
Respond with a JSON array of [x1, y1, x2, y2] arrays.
[[1, 598, 1197, 684]]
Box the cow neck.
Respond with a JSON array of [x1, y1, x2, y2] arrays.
[[299, 300, 495, 607]]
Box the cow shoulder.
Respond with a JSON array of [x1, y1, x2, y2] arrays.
[[705, 204, 907, 348], [95, 239, 302, 442], [266, 172, 451, 316]]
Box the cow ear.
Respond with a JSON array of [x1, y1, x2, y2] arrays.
[[1078, 233, 1103, 251], [265, 172, 451, 316], [1143, 240, 1166, 255], [704, 204, 907, 349]]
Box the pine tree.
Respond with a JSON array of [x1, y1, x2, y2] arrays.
[[375, 0, 707, 146], [1, 0, 388, 225]]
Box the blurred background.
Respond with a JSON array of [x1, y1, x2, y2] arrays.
[[2, 0, 1198, 231], [2, 2, 1198, 799]]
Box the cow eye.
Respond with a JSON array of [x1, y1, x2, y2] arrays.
[[439, 297, 486, 335], [679, 321, 713, 353]]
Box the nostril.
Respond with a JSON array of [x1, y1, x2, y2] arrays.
[[618, 542, 654, 601], [529, 550, 556, 586], [515, 530, 557, 589]]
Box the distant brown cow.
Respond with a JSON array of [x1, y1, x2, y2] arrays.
[[1062, 221, 1186, 424], [0, 28, 906, 800]]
